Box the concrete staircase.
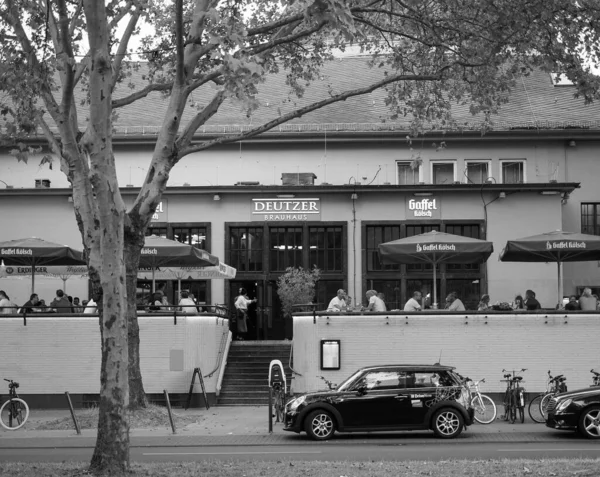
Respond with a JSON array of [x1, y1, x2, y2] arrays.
[[218, 341, 294, 406]]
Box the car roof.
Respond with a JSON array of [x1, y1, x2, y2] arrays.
[[358, 364, 456, 372]]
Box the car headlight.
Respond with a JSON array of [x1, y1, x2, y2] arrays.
[[556, 399, 573, 412], [287, 396, 306, 412]]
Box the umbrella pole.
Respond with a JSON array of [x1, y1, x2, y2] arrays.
[[31, 261, 36, 295], [557, 261, 562, 309], [432, 262, 438, 310], [152, 267, 156, 293]]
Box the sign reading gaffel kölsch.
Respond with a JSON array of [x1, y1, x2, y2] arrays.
[[252, 198, 321, 222], [405, 197, 441, 219]]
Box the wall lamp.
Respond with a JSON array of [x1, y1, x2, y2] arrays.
[[213, 194, 221, 201], [568, 140, 576, 147], [0, 179, 13, 189], [413, 192, 433, 197], [350, 193, 358, 200], [540, 190, 560, 196], [498, 191, 506, 199]]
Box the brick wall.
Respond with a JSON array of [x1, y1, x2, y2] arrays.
[[292, 313, 600, 395]]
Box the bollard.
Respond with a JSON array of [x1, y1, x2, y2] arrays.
[[164, 390, 177, 434], [64, 392, 81, 435], [268, 387, 273, 433]]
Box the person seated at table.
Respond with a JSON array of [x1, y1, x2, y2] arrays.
[[0, 290, 17, 314], [37, 299, 48, 312], [327, 289, 348, 312], [148, 292, 163, 312], [178, 290, 199, 315], [404, 291, 423, 311], [512, 295, 525, 310], [564, 295, 581, 311], [477, 294, 491, 311], [445, 292, 466, 311], [50, 289, 74, 313], [524, 289, 541, 310], [366, 289, 386, 312], [84, 298, 97, 314], [579, 288, 597, 311], [20, 293, 40, 314]]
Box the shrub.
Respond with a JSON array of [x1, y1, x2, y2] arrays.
[[276, 266, 321, 317]]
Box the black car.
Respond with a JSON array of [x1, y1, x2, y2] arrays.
[[546, 386, 600, 439], [283, 364, 474, 440]]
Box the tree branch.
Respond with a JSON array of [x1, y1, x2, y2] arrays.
[[112, 82, 174, 109], [182, 72, 441, 156], [175, 90, 225, 151], [111, 4, 142, 90], [175, 0, 185, 86]]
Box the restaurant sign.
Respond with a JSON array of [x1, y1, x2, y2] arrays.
[[252, 198, 321, 222], [546, 241, 586, 250], [406, 197, 441, 219]]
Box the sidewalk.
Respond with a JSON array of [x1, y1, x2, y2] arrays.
[[0, 406, 578, 449]]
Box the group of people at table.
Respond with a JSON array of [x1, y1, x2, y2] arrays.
[[326, 287, 600, 313], [0, 289, 97, 314]]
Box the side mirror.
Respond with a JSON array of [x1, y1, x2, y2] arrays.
[[355, 384, 368, 395]]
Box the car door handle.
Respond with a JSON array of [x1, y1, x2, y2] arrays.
[[394, 395, 409, 400]]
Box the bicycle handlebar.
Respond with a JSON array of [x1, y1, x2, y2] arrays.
[[591, 369, 600, 377]]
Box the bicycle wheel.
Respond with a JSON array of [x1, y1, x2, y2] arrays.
[[0, 398, 29, 430], [509, 394, 517, 424], [471, 394, 497, 424], [528, 394, 546, 423], [502, 391, 511, 421], [540, 393, 553, 420], [518, 404, 525, 423], [277, 393, 286, 423]]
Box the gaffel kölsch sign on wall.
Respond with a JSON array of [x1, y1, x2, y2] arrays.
[[252, 198, 321, 222], [406, 197, 441, 219]]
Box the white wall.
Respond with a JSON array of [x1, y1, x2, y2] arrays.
[[292, 314, 600, 395], [1, 315, 229, 394]]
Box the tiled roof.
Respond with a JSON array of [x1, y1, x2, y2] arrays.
[[61, 57, 600, 137]]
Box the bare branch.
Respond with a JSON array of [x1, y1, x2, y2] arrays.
[[175, 0, 185, 87], [112, 82, 173, 109], [112, 5, 142, 89], [182, 72, 442, 156], [175, 91, 225, 151]]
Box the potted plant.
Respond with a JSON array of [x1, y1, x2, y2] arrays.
[[277, 266, 321, 338]]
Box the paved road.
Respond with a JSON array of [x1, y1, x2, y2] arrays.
[[2, 442, 600, 463]]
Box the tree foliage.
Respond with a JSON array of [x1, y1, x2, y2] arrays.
[[2, 0, 600, 473], [277, 266, 322, 318]]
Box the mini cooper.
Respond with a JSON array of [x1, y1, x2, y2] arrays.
[[283, 364, 474, 440]]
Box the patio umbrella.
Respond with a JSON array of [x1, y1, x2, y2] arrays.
[[499, 230, 600, 307], [0, 237, 86, 294], [378, 231, 494, 309], [140, 235, 220, 292]]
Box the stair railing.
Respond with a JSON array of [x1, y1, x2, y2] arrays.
[[204, 316, 232, 397]]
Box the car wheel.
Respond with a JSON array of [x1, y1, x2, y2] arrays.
[[304, 410, 335, 441], [578, 406, 600, 439], [432, 408, 464, 439]]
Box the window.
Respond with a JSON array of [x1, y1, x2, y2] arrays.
[[465, 161, 490, 184], [310, 226, 343, 271], [501, 160, 525, 183], [173, 227, 207, 249], [366, 225, 401, 271], [397, 161, 420, 185], [230, 227, 264, 272], [358, 370, 405, 390], [146, 227, 167, 238], [270, 227, 303, 271], [431, 162, 455, 184], [581, 203, 600, 236], [445, 224, 481, 271]]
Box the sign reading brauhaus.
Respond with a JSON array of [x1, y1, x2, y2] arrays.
[[252, 198, 321, 222]]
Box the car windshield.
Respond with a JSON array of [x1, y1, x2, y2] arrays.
[[336, 369, 365, 391]]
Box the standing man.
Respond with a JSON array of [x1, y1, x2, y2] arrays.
[[327, 289, 348, 312], [404, 291, 423, 311], [579, 287, 597, 311]]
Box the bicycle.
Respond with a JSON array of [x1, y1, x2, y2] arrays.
[[529, 370, 567, 423], [271, 381, 286, 423], [0, 379, 29, 430], [464, 377, 497, 424], [591, 369, 600, 387], [501, 368, 526, 424]]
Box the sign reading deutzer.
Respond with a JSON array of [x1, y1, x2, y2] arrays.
[[252, 198, 321, 222], [405, 197, 441, 219]]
